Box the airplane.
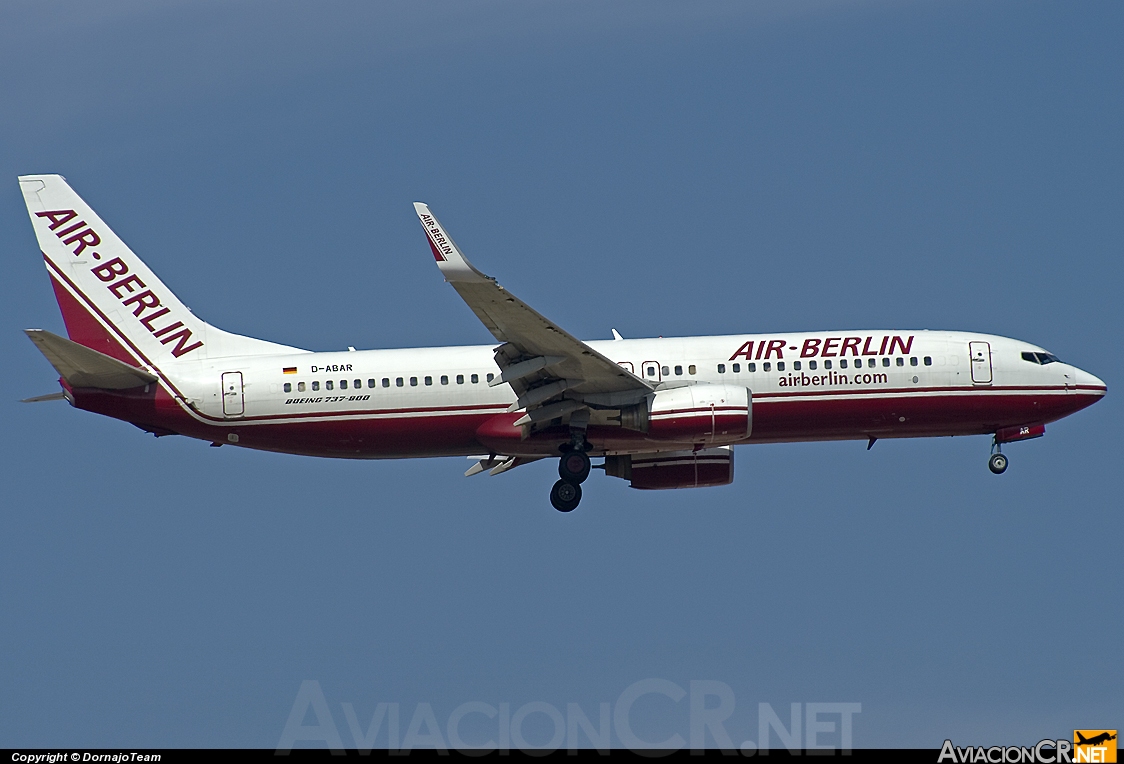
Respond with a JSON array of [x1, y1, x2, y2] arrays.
[[19, 174, 1107, 512], [1076, 732, 1117, 747]]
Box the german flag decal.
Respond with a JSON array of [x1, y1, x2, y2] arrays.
[[283, 367, 297, 374]]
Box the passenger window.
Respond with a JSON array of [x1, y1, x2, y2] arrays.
[[325, 380, 334, 390], [763, 362, 771, 372], [793, 361, 801, 371], [674, 365, 683, 376], [910, 357, 918, 367], [425, 376, 432, 386], [382, 378, 390, 387], [283, 382, 292, 393], [688, 365, 696, 375], [746, 363, 754, 372], [457, 374, 464, 384], [661, 366, 670, 376], [882, 358, 890, 367], [869, 359, 876, 368], [339, 380, 347, 389], [441, 375, 449, 385], [777, 362, 785, 371], [824, 360, 832, 369], [396, 377, 404, 387], [368, 379, 375, 388], [718, 364, 726, 373], [734, 363, 742, 373], [896, 357, 904, 367], [354, 379, 362, 389], [487, 373, 494, 382], [840, 359, 848, 369], [471, 374, 479, 383], [410, 377, 418, 386], [312, 381, 320, 391], [297, 382, 306, 392], [646, 366, 656, 377], [809, 360, 817, 370], [924, 356, 932, 366]]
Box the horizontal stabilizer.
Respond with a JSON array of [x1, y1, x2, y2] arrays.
[[25, 328, 158, 389], [21, 391, 68, 403]]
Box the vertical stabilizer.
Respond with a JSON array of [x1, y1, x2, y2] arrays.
[[19, 175, 304, 368]]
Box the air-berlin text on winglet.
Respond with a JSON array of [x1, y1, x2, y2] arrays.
[[729, 335, 914, 361], [35, 209, 203, 358], [419, 213, 452, 262]]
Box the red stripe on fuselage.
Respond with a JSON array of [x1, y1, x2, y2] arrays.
[[69, 382, 1102, 459]]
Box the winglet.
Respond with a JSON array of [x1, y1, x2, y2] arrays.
[[413, 203, 488, 282]]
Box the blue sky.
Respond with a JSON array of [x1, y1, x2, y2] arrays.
[[1, 0, 1121, 749]]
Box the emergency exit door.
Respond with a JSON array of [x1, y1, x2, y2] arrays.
[[222, 371, 245, 416], [969, 342, 992, 384]]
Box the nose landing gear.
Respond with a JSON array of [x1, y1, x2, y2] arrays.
[[988, 440, 1008, 474]]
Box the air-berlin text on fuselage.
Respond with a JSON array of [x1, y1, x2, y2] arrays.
[[36, 209, 203, 358], [729, 335, 914, 361], [419, 213, 452, 261]]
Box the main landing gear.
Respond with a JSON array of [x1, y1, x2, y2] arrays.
[[988, 440, 1008, 474], [551, 429, 592, 513], [550, 479, 582, 512], [559, 449, 591, 484]]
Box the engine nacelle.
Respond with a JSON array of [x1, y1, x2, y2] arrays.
[[644, 384, 751, 445], [603, 446, 734, 490]]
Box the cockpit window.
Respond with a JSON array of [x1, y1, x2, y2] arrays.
[[1021, 351, 1061, 365]]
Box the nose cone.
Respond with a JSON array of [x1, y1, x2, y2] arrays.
[[1075, 367, 1107, 396]]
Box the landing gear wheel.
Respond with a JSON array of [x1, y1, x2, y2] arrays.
[[988, 453, 1008, 474], [559, 450, 591, 484], [550, 479, 582, 512]]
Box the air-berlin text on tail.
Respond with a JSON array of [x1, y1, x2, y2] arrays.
[[35, 209, 203, 358], [729, 335, 914, 361], [419, 213, 452, 262]]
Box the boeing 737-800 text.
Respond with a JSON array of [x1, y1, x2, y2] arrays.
[[19, 175, 1106, 511]]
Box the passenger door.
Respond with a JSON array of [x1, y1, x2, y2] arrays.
[[969, 342, 992, 384], [221, 371, 245, 417]]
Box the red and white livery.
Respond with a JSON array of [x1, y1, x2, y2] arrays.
[[20, 175, 1106, 511]]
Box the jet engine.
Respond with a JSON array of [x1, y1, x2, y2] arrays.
[[603, 446, 734, 490], [620, 384, 750, 445]]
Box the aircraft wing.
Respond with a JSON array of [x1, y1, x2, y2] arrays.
[[413, 204, 651, 422]]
